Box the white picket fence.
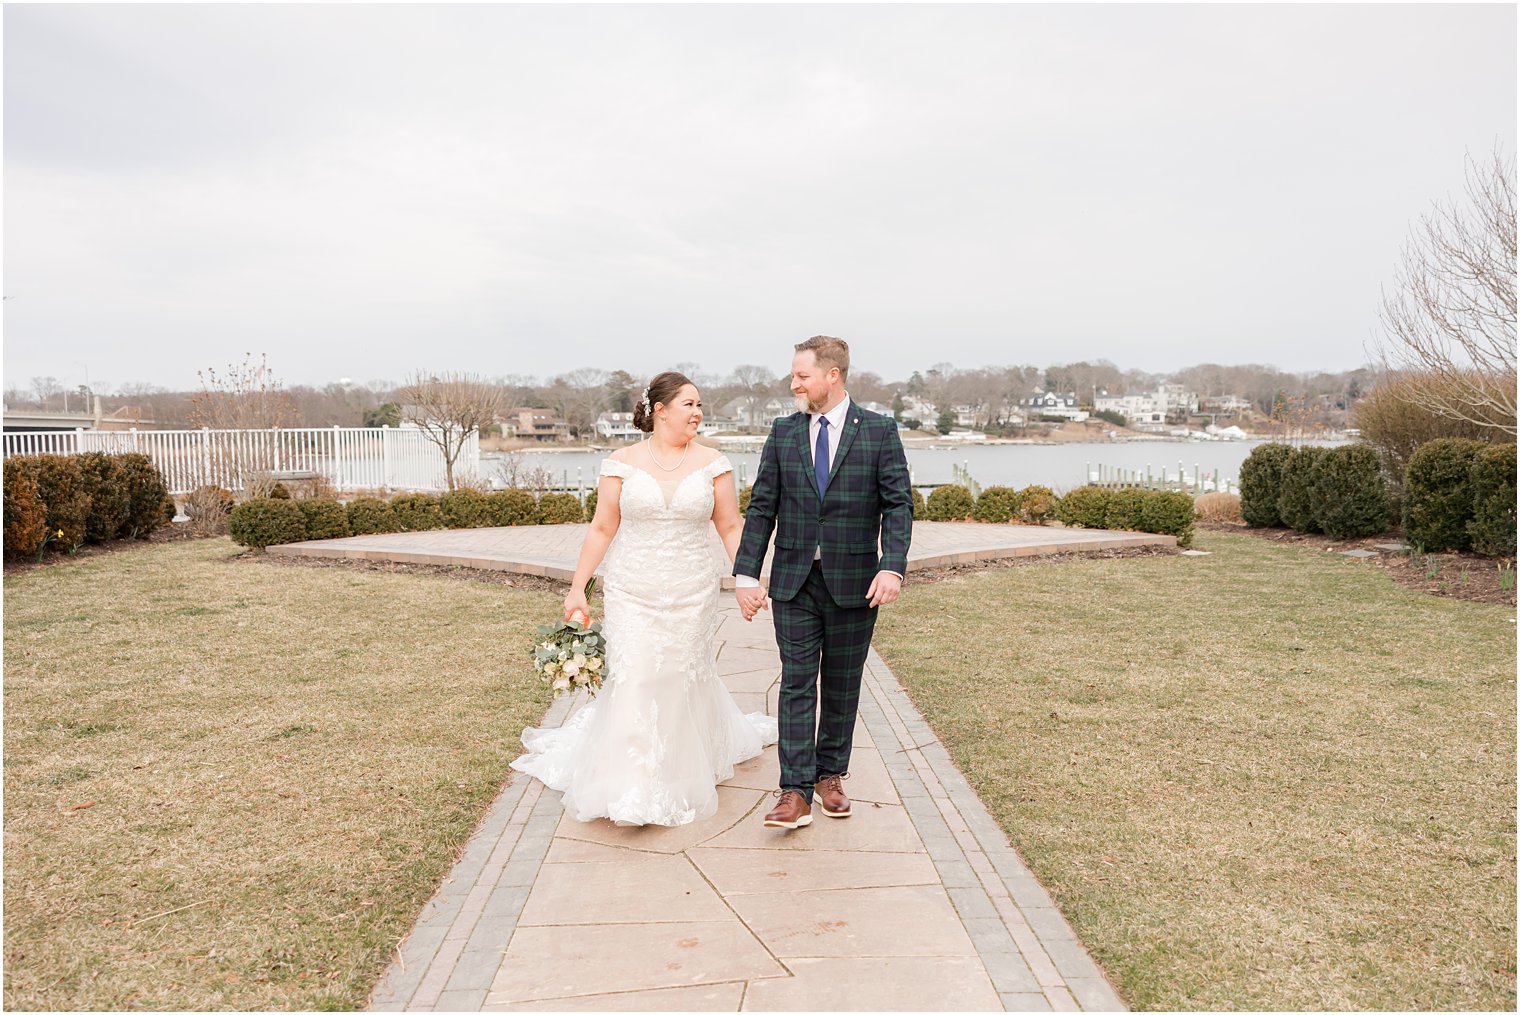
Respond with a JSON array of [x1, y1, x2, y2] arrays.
[[1, 427, 480, 495]]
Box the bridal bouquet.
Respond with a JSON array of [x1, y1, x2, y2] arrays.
[[530, 595, 608, 698]]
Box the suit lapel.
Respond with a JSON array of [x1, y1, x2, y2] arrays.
[[827, 410, 863, 490], [794, 414, 820, 501]]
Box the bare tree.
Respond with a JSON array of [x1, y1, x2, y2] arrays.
[[188, 353, 296, 430], [545, 368, 610, 437], [29, 376, 62, 408], [731, 364, 777, 426], [1375, 146, 1517, 436], [399, 371, 505, 491]]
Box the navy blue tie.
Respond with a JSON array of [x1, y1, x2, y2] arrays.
[[814, 416, 831, 499]]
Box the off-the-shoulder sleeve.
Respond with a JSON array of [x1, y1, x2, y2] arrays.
[[705, 454, 734, 480], [599, 458, 634, 480]]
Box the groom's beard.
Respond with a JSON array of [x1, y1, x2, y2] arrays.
[[794, 393, 822, 414]]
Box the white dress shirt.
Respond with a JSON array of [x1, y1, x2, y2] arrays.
[[736, 393, 903, 589]]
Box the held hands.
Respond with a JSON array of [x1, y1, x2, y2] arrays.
[[865, 570, 903, 608], [734, 585, 770, 622]]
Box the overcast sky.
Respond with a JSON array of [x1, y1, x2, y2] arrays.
[[4, 4, 1515, 394]]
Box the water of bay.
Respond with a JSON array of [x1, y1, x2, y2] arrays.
[[489, 437, 1345, 494]]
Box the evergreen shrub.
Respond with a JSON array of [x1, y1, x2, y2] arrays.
[[1404, 438, 1486, 552], [347, 498, 400, 535], [925, 484, 975, 521], [1054, 486, 1112, 529], [228, 498, 307, 551], [390, 493, 445, 531], [487, 490, 540, 526], [1238, 442, 1293, 527], [971, 486, 1020, 524], [1310, 445, 1389, 539], [1468, 443, 1517, 558], [297, 499, 351, 540]]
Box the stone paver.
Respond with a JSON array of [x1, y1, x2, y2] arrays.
[[367, 582, 1130, 1012], [271, 519, 1172, 585]]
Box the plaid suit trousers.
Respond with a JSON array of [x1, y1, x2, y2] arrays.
[[773, 560, 878, 803]]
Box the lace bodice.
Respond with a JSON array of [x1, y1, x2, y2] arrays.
[[599, 454, 733, 591]]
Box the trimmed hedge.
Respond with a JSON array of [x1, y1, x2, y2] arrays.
[[1468, 443, 1516, 558], [1055, 486, 1112, 529], [390, 493, 445, 531], [440, 489, 493, 528], [228, 498, 307, 551], [739, 485, 754, 517], [538, 492, 585, 524], [911, 488, 926, 520], [1103, 488, 1148, 531], [297, 499, 351, 540], [925, 485, 975, 521], [3, 457, 50, 558], [1239, 442, 1293, 527], [117, 454, 172, 540], [488, 489, 540, 526], [1277, 446, 1329, 533], [971, 486, 1020, 524], [1310, 444, 1389, 540], [1139, 490, 1196, 546], [585, 490, 599, 519], [1404, 438, 1486, 552], [27, 455, 91, 551], [1017, 485, 1058, 525], [76, 452, 132, 543], [347, 498, 400, 535]]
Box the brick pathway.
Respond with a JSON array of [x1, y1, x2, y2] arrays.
[[310, 522, 1149, 1011], [268, 520, 1172, 587]]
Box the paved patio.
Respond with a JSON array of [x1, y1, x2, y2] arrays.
[[296, 521, 1150, 1011], [268, 520, 1173, 586]]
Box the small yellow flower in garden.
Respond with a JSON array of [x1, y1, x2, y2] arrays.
[[56, 529, 64, 537]]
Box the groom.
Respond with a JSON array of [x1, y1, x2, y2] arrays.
[[734, 336, 914, 829]]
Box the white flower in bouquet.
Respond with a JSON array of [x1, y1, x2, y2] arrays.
[[529, 580, 610, 699]]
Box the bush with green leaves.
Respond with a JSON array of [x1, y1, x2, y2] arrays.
[[1054, 485, 1112, 529], [538, 492, 585, 524], [1238, 442, 1294, 527], [346, 497, 400, 535], [1016, 485, 1058, 525], [1467, 443, 1516, 558], [441, 489, 493, 528], [1103, 488, 1148, 531], [74, 452, 132, 543], [910, 488, 925, 520], [22, 455, 91, 552], [971, 486, 1020, 524], [1310, 444, 1390, 540], [584, 490, 599, 519], [228, 498, 308, 551], [739, 485, 754, 516], [925, 484, 975, 521], [116, 453, 173, 539], [1139, 490, 1196, 546], [390, 493, 445, 531], [1404, 437, 1487, 552], [269, 481, 291, 499], [1277, 445, 1329, 532], [3, 457, 49, 558], [488, 489, 540, 526], [297, 499, 351, 540]]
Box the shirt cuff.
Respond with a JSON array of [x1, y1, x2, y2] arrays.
[[735, 575, 761, 588], [880, 570, 904, 580]]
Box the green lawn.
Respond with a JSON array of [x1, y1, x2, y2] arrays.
[[3, 538, 560, 1011], [875, 530, 1517, 1011]]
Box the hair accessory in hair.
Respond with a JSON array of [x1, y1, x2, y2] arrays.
[[641, 387, 652, 413]]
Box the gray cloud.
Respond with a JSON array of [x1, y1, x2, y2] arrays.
[[4, 4, 1514, 392]]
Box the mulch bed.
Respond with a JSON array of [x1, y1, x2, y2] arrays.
[[1198, 521, 1517, 607], [1, 522, 205, 576], [235, 551, 571, 594]]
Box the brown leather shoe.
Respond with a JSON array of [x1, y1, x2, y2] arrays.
[[816, 773, 851, 818], [763, 790, 813, 829]]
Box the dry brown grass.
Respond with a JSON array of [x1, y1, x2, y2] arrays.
[[3, 537, 560, 1011], [876, 530, 1517, 1011], [1194, 491, 1244, 523]]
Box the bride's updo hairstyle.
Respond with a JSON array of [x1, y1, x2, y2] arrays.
[[632, 371, 695, 434]]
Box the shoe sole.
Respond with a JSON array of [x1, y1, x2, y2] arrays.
[[763, 814, 813, 829], [820, 806, 851, 818]]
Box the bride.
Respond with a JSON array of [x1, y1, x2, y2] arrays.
[[510, 371, 779, 827]]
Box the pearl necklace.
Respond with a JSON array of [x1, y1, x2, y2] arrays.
[[646, 437, 689, 472]]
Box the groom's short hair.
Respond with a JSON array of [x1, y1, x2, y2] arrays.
[[795, 335, 850, 383]]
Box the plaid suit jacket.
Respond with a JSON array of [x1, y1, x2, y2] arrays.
[[733, 404, 913, 606]]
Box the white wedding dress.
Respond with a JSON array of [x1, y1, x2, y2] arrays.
[[510, 453, 778, 826]]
